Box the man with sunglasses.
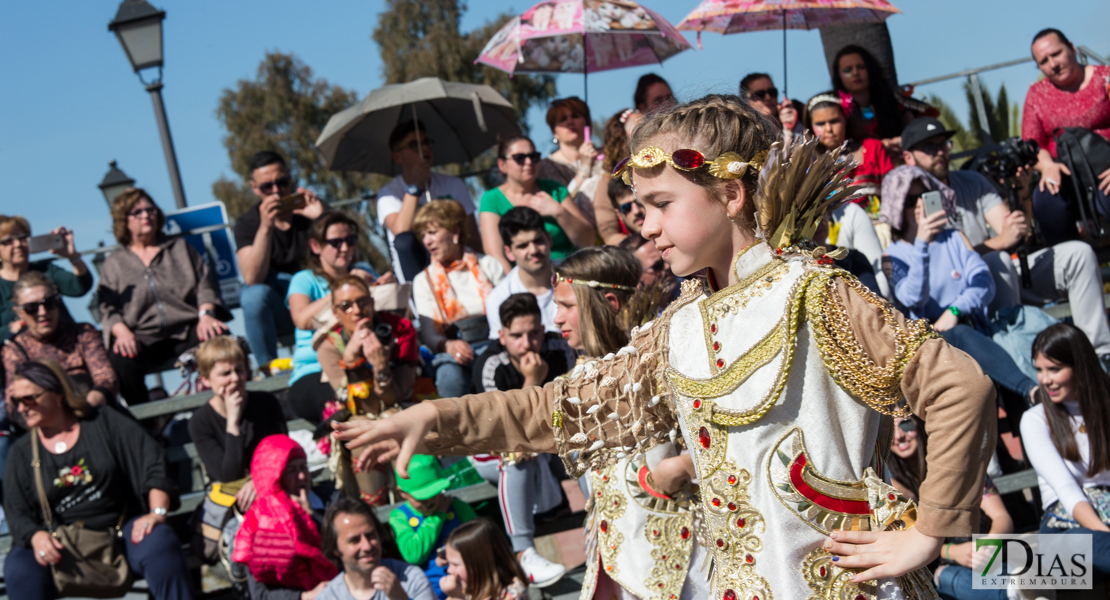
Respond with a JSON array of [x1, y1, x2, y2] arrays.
[[376, 121, 479, 283], [900, 117, 1110, 364], [739, 72, 799, 134], [607, 178, 644, 237], [233, 151, 326, 374]]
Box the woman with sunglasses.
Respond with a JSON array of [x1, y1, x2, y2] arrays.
[[0, 215, 92, 335], [287, 211, 388, 424], [3, 360, 192, 600], [886, 416, 1015, 600], [315, 275, 419, 503], [97, 189, 230, 406], [537, 97, 602, 212], [3, 272, 116, 411], [479, 135, 594, 274]]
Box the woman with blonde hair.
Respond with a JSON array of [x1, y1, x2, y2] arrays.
[[413, 199, 504, 399], [97, 188, 229, 405], [337, 94, 995, 599], [3, 360, 192, 599], [0, 214, 92, 334], [550, 246, 641, 358]]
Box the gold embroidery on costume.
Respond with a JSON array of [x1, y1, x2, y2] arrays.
[[700, 256, 789, 373], [804, 273, 938, 418], [801, 547, 877, 600], [768, 428, 918, 535], [590, 465, 627, 578], [700, 463, 772, 600], [645, 513, 696, 600]]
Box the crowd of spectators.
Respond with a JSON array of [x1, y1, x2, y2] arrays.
[[1, 25, 1109, 600]]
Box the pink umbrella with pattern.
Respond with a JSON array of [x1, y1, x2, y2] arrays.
[[476, 1, 692, 105], [677, 0, 901, 96]]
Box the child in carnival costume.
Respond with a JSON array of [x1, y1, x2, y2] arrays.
[[336, 95, 997, 600], [548, 246, 707, 600]]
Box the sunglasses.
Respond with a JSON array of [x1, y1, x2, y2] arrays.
[[748, 87, 778, 101], [256, 175, 293, 195], [399, 138, 434, 153], [323, 235, 358, 250], [17, 295, 61, 314], [335, 297, 372, 313], [505, 152, 542, 166], [897, 419, 917, 433], [912, 139, 953, 156], [128, 206, 158, 218], [10, 391, 46, 406], [0, 234, 29, 246], [617, 201, 639, 215], [551, 272, 636, 291]]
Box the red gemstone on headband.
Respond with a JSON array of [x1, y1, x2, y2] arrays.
[[672, 148, 706, 170], [699, 427, 711, 449], [612, 156, 631, 176]]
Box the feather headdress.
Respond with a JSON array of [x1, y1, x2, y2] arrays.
[[753, 135, 861, 250]]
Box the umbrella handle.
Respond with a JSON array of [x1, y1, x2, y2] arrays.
[[472, 92, 488, 133]]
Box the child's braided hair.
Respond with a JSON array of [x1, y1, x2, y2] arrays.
[[628, 94, 777, 234]]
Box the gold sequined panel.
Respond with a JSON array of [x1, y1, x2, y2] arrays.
[[767, 428, 918, 536], [804, 271, 939, 418], [699, 257, 790, 374], [591, 466, 627, 578], [699, 463, 772, 600], [645, 513, 696, 600]]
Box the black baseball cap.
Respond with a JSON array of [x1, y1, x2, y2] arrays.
[[901, 117, 956, 153]]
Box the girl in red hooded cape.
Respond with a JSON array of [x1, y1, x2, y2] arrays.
[[232, 434, 338, 590]]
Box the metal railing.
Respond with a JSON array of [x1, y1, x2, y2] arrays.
[[903, 45, 1108, 138]]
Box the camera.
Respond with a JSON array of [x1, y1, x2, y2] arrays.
[[965, 137, 1039, 181], [373, 321, 392, 346]]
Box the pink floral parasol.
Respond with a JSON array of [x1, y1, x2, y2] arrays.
[[677, 0, 900, 95], [476, 1, 691, 103]]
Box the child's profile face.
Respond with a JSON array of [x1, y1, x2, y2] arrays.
[[445, 543, 468, 588], [633, 162, 738, 278]]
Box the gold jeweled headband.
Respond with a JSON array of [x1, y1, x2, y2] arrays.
[[611, 147, 768, 186]]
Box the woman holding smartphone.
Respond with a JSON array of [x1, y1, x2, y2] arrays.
[[0, 215, 92, 335]]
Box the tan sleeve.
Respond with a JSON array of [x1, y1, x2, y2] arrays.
[[317, 340, 346, 393], [423, 317, 679, 476], [833, 277, 996, 538]]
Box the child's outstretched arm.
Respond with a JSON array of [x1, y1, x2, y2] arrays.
[[818, 276, 996, 582], [334, 320, 677, 478]]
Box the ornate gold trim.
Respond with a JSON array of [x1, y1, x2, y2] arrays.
[[645, 513, 696, 600], [801, 547, 877, 600], [700, 462, 772, 600], [669, 319, 784, 399], [591, 465, 627, 579], [804, 273, 938, 418], [699, 257, 789, 374]]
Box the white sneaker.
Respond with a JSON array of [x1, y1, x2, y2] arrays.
[[519, 547, 567, 588]]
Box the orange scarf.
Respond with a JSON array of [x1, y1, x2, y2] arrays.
[[424, 250, 493, 332]]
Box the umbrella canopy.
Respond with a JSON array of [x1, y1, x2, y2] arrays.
[[316, 77, 520, 175], [476, 1, 690, 103], [677, 0, 899, 33]]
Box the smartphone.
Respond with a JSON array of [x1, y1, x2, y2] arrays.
[[278, 192, 307, 215], [28, 233, 65, 254], [584, 125, 591, 143], [921, 190, 945, 218]]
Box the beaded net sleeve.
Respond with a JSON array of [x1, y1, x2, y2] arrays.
[[550, 280, 703, 477]]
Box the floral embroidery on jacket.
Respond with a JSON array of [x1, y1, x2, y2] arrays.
[[54, 458, 93, 488]]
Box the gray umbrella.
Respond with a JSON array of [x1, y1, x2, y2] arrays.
[[316, 77, 521, 176]]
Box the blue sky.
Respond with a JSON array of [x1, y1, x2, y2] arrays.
[[2, 0, 1108, 331]]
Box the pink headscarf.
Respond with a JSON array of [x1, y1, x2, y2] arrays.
[[879, 165, 959, 231]]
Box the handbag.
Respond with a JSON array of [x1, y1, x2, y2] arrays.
[[190, 479, 242, 565], [31, 429, 132, 598], [1044, 486, 1110, 530], [1052, 127, 1110, 235]]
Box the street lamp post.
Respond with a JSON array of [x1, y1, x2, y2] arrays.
[[108, 0, 186, 209], [98, 160, 136, 208]]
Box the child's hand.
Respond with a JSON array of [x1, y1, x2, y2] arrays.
[[332, 401, 437, 477], [823, 528, 943, 582], [650, 454, 695, 495]]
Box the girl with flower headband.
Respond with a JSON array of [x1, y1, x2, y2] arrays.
[[805, 92, 895, 216], [335, 94, 995, 600]]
